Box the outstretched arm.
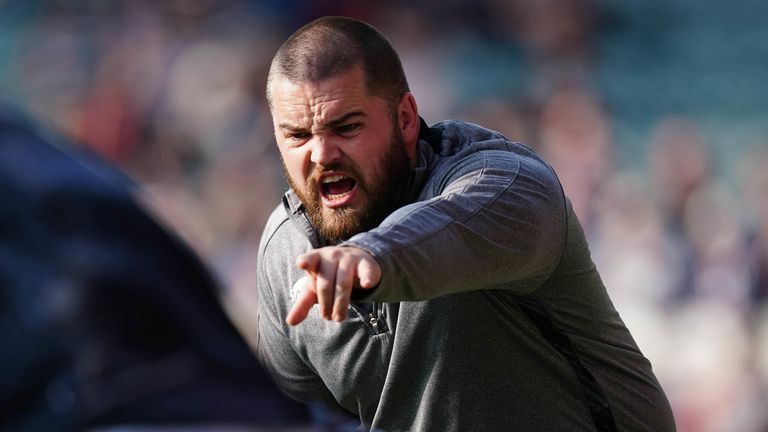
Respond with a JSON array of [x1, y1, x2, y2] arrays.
[[288, 149, 567, 324], [344, 149, 567, 303]]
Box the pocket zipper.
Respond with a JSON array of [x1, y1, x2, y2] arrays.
[[350, 301, 388, 335]]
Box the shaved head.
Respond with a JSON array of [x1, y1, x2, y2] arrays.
[[266, 16, 409, 111]]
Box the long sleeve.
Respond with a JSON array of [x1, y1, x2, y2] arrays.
[[344, 146, 567, 302]]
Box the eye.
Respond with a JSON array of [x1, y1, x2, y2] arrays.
[[286, 132, 311, 143], [336, 123, 361, 136]]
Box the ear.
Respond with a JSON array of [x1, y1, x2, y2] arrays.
[[397, 92, 420, 166]]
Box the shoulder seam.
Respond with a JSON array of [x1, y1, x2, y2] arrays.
[[263, 215, 291, 251]]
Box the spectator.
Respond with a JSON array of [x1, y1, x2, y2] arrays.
[[0, 105, 309, 431]]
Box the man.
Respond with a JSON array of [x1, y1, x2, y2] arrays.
[[0, 105, 309, 431], [256, 16, 676, 432]]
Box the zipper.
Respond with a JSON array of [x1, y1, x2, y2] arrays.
[[350, 301, 388, 336], [368, 302, 381, 333]]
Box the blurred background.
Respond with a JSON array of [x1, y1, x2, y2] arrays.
[[1, 0, 767, 430]]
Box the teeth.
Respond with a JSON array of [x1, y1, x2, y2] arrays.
[[322, 174, 347, 184]]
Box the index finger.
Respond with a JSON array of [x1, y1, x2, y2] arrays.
[[286, 276, 317, 326]]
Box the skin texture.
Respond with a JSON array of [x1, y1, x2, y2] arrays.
[[270, 65, 420, 325]]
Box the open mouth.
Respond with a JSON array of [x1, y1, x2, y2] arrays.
[[320, 173, 358, 207]]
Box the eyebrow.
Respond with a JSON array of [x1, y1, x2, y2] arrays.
[[278, 111, 366, 132]]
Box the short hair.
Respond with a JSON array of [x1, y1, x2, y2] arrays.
[[266, 16, 409, 110]]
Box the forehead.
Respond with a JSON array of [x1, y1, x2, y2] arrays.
[[270, 67, 379, 126]]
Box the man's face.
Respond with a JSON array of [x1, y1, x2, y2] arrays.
[[270, 66, 412, 242]]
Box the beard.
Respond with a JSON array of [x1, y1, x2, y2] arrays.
[[285, 125, 412, 243]]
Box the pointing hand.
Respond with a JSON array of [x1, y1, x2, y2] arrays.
[[286, 246, 381, 326]]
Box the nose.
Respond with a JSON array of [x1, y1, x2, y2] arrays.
[[309, 136, 342, 166]]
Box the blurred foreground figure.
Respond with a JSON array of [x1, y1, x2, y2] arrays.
[[256, 17, 676, 431], [0, 106, 309, 431]]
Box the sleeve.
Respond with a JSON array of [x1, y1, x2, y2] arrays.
[[255, 219, 338, 406], [343, 149, 567, 302]]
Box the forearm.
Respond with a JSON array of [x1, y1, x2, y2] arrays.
[[344, 151, 566, 302]]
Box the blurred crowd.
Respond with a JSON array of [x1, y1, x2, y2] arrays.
[[1, 1, 767, 431]]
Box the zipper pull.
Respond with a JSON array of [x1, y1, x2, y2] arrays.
[[368, 313, 380, 333]]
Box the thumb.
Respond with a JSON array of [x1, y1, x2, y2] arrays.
[[356, 256, 382, 289]]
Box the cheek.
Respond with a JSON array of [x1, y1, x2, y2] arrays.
[[358, 137, 391, 170], [281, 148, 312, 183]]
